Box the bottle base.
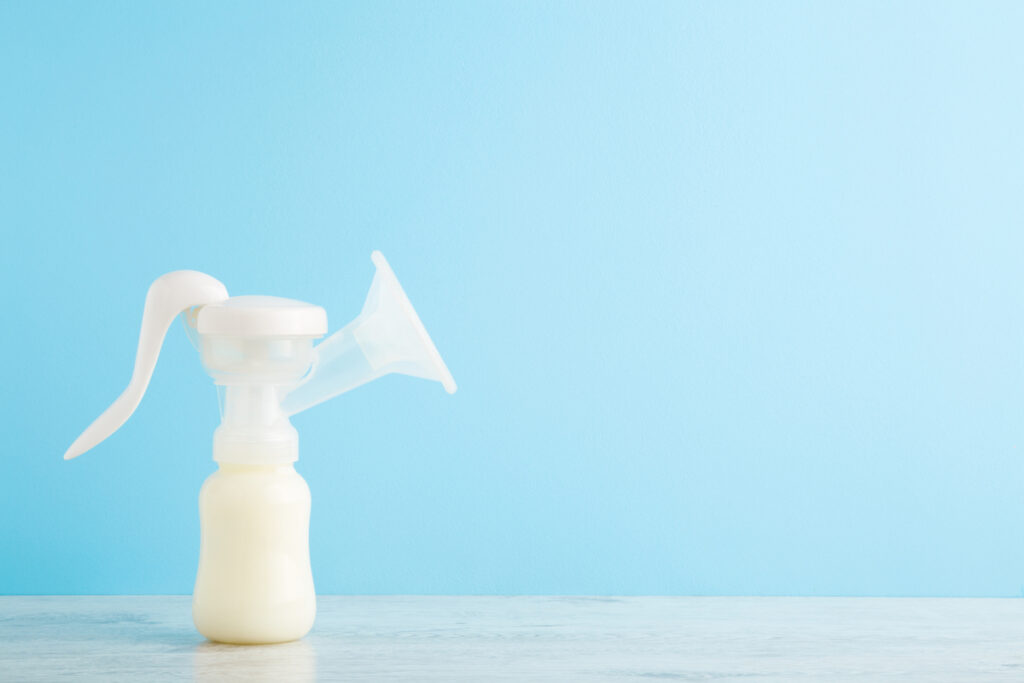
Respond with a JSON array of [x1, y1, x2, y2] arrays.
[[201, 635, 309, 646], [196, 622, 314, 646]]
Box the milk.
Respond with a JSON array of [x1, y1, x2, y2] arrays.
[[192, 463, 315, 644]]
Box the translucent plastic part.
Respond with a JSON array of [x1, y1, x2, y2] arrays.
[[63, 271, 229, 460], [280, 251, 456, 416]]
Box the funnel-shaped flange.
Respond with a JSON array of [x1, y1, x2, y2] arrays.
[[280, 251, 456, 416]]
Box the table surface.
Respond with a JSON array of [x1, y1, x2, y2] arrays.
[[3, 596, 1024, 681]]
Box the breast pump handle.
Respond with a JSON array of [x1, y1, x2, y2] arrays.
[[63, 271, 229, 460]]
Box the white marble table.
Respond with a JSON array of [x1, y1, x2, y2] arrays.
[[2, 596, 1024, 681]]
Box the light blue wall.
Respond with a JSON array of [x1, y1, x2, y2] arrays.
[[3, 1, 1024, 596]]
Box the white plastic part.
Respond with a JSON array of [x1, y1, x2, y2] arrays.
[[197, 296, 327, 337], [195, 301, 324, 465], [280, 251, 456, 416], [63, 271, 229, 460]]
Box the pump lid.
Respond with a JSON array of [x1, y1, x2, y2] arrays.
[[197, 296, 328, 337]]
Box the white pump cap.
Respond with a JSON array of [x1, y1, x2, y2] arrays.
[[198, 296, 327, 337]]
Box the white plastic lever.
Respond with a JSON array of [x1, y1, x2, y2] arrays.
[[64, 270, 229, 460]]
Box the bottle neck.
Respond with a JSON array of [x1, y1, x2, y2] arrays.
[[217, 462, 295, 474], [213, 384, 298, 465]]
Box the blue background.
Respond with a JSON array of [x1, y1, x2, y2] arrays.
[[2, 1, 1024, 596]]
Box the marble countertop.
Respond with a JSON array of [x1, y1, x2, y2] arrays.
[[3, 596, 1024, 681]]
